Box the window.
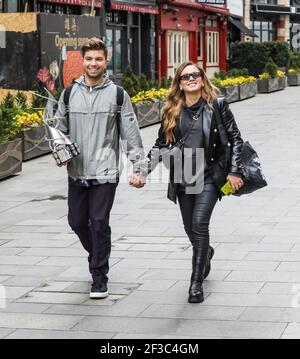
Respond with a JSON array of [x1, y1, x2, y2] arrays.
[[206, 31, 219, 65], [167, 31, 189, 77], [6, 0, 18, 12], [107, 28, 124, 75], [251, 20, 275, 42]]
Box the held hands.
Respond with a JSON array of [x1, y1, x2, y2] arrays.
[[227, 174, 244, 193], [129, 173, 146, 189]]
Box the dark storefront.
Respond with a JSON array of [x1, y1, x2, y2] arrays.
[[105, 0, 158, 80], [0, 0, 158, 91], [0, 13, 101, 90], [250, 1, 290, 43]]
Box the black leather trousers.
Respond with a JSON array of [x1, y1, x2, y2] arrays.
[[177, 183, 219, 250]]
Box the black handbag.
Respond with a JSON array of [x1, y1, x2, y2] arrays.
[[213, 100, 267, 196], [232, 141, 267, 196]]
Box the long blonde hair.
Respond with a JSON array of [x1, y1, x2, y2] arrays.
[[163, 62, 220, 144]]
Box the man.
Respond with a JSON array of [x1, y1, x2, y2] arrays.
[[55, 38, 146, 299]]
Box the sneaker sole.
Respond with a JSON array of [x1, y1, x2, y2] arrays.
[[89, 291, 108, 299]]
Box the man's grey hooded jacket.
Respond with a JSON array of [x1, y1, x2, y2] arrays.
[[55, 75, 147, 182]]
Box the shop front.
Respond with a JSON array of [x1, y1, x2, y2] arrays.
[[0, 12, 101, 91], [157, 0, 229, 80], [250, 0, 291, 43], [105, 0, 158, 80]]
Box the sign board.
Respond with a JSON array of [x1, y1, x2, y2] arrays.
[[39, 0, 103, 7], [197, 0, 226, 5], [39, 13, 101, 89], [227, 0, 243, 17]]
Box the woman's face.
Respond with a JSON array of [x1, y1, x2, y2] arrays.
[[179, 65, 204, 95]]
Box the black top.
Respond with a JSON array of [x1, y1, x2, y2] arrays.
[[178, 98, 214, 192]]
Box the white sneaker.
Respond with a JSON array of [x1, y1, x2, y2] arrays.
[[89, 282, 108, 299]]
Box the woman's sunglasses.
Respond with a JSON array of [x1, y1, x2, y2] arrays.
[[179, 71, 203, 81]]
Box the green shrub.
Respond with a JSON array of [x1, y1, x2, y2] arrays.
[[138, 74, 150, 91], [264, 57, 278, 78], [122, 77, 137, 97], [213, 70, 227, 80], [160, 76, 173, 89], [289, 51, 300, 69], [0, 93, 22, 143], [265, 41, 289, 68], [122, 65, 139, 96], [230, 41, 288, 77], [226, 68, 249, 78], [148, 79, 158, 89], [231, 42, 268, 77], [15, 91, 27, 110]]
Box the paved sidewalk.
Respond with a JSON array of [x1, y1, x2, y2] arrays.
[[0, 87, 300, 339]]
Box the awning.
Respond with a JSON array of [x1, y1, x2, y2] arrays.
[[110, 0, 159, 14], [40, 0, 103, 7], [228, 16, 258, 38], [253, 4, 292, 15]]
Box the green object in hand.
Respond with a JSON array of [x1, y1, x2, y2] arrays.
[[221, 181, 233, 195]]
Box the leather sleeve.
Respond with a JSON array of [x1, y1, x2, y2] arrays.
[[218, 98, 244, 174]]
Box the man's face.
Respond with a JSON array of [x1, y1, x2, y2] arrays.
[[82, 49, 108, 81]]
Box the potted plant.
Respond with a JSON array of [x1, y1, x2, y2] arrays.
[[0, 93, 23, 180], [212, 70, 239, 103], [212, 69, 257, 103], [131, 88, 168, 128], [238, 76, 258, 100], [14, 109, 50, 161], [257, 58, 287, 93], [287, 69, 300, 86]]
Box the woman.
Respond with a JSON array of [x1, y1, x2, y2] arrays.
[[132, 62, 244, 303]]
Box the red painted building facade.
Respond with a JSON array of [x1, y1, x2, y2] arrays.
[[157, 0, 229, 80]]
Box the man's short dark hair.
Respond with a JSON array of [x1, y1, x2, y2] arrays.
[[81, 37, 108, 59]]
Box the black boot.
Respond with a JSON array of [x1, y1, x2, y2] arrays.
[[188, 247, 209, 303], [204, 246, 214, 279]]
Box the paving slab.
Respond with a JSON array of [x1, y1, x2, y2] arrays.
[[1, 87, 300, 338], [4, 329, 115, 339], [0, 312, 83, 330]]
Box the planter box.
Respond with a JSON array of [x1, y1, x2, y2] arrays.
[[239, 82, 257, 100], [0, 138, 22, 180], [257, 77, 286, 93], [287, 74, 300, 86], [220, 85, 239, 103], [159, 100, 165, 121], [278, 76, 287, 89], [19, 125, 51, 161], [134, 100, 161, 128]]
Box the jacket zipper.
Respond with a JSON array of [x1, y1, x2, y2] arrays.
[[86, 86, 93, 176]]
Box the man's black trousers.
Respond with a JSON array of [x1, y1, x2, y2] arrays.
[[68, 180, 117, 284]]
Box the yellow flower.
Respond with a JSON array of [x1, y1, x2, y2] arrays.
[[131, 88, 168, 103], [13, 111, 44, 130], [288, 69, 300, 75], [220, 76, 256, 87], [277, 70, 285, 78]]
